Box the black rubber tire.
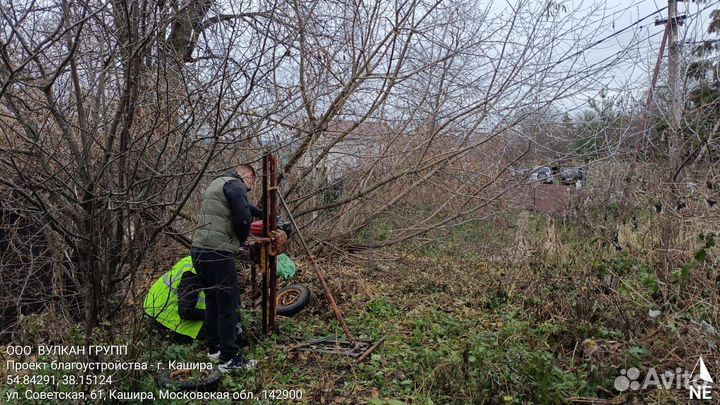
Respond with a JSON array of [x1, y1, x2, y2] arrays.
[[157, 368, 223, 392], [276, 284, 311, 317]]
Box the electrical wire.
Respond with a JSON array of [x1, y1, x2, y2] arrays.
[[552, 6, 669, 68]]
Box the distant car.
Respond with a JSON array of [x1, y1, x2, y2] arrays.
[[511, 168, 530, 177], [561, 167, 585, 185], [530, 167, 553, 184]]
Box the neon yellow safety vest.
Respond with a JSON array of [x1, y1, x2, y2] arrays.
[[143, 256, 206, 339]]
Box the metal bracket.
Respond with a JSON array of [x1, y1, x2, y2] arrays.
[[655, 14, 687, 26]]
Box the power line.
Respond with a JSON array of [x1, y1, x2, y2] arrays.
[[566, 0, 720, 73], [554, 0, 720, 70], [553, 6, 669, 68]]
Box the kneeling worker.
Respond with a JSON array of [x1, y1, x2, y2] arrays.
[[144, 256, 207, 342]]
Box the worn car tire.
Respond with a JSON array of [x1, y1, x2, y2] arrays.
[[276, 284, 311, 317], [157, 368, 223, 392]]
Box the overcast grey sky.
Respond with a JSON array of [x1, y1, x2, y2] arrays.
[[491, 0, 720, 111], [588, 1, 717, 82]]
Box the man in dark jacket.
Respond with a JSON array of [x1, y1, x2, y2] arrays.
[[191, 164, 262, 372]]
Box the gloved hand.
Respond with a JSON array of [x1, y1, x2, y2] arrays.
[[269, 229, 288, 255]]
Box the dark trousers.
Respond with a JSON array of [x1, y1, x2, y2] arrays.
[[191, 247, 239, 361], [148, 317, 206, 344]]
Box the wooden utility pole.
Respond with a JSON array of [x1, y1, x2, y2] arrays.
[[664, 0, 684, 278], [668, 0, 682, 130]]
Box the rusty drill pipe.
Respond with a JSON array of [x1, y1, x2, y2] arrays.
[[277, 192, 354, 342]]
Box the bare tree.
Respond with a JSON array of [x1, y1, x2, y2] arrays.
[[0, 0, 285, 341], [1, 0, 638, 340], [273, 0, 636, 252]]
